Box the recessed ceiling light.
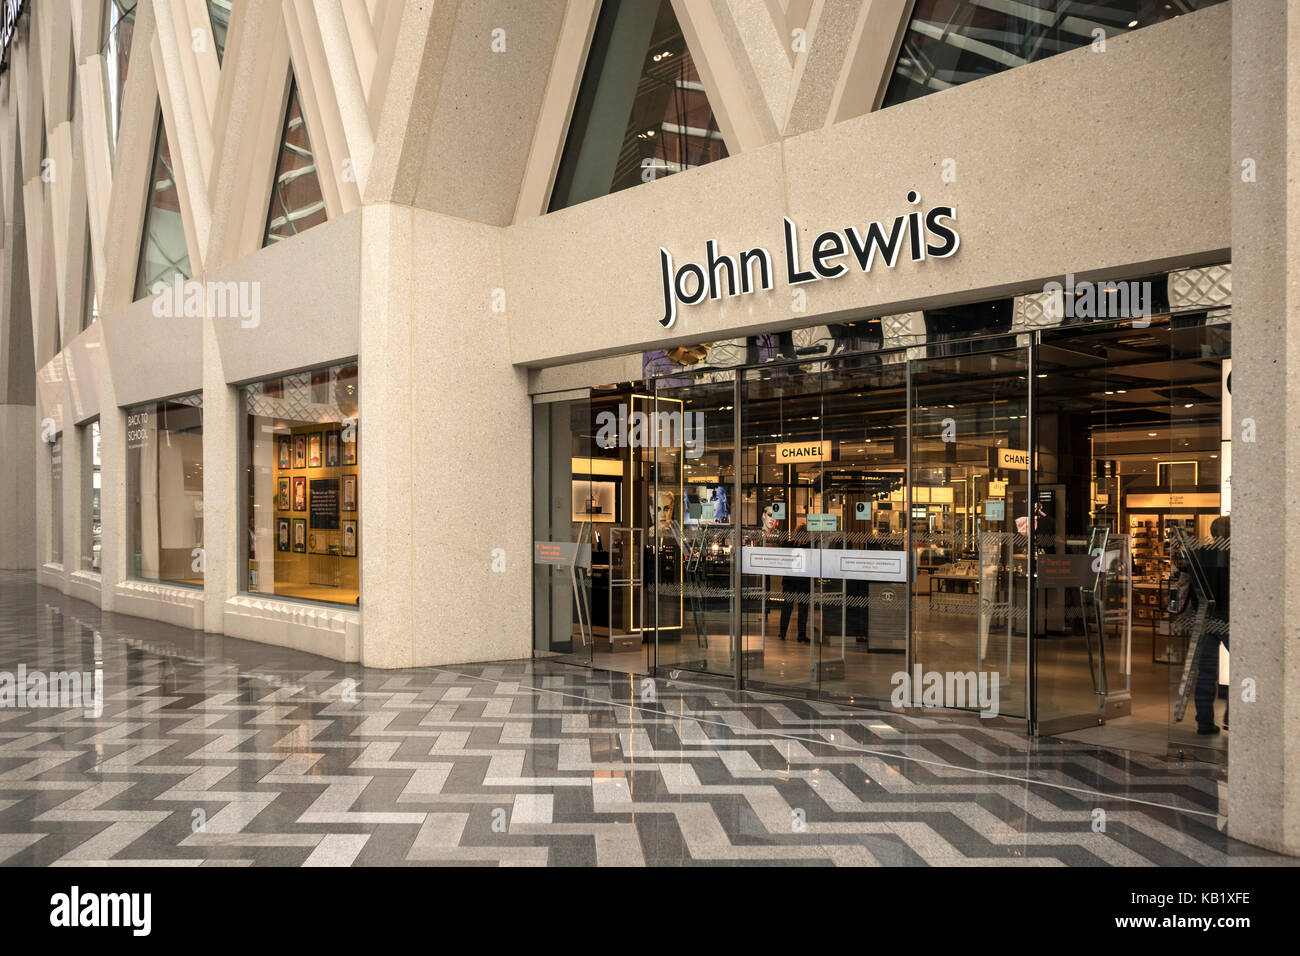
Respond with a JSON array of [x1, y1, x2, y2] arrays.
[[1148, 432, 1158, 437]]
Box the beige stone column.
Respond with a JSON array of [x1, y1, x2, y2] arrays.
[[358, 202, 533, 668], [1228, 0, 1300, 856], [202, 317, 238, 631]]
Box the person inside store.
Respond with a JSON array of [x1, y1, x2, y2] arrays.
[[779, 520, 811, 643], [1191, 515, 1231, 735]]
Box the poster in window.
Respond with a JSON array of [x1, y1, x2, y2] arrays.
[[292, 518, 307, 553], [293, 434, 306, 469], [277, 478, 290, 511], [326, 429, 341, 468], [310, 478, 340, 529], [308, 432, 323, 468], [277, 436, 291, 469], [276, 518, 290, 553], [343, 431, 357, 465], [292, 476, 306, 511], [342, 474, 357, 512], [342, 520, 357, 557]]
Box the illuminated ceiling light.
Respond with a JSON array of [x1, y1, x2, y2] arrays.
[[1148, 432, 1157, 437], [1184, 403, 1194, 408], [1116, 389, 1127, 394], [1128, 19, 1139, 27], [1105, 390, 1114, 395]]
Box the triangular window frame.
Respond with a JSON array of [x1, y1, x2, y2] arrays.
[[548, 0, 729, 212], [133, 110, 192, 301], [262, 75, 329, 248]]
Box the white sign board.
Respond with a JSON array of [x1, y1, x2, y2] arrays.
[[820, 549, 908, 582], [741, 547, 820, 578]]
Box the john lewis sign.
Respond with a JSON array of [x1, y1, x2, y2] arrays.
[[657, 191, 960, 328]]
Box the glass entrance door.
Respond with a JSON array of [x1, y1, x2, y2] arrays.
[[738, 354, 909, 702], [1032, 317, 1229, 749], [652, 370, 738, 678], [909, 348, 1030, 719], [532, 393, 596, 667]]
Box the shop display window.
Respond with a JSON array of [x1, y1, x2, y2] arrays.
[[81, 420, 102, 570], [242, 362, 359, 606], [49, 434, 63, 564], [125, 394, 204, 586]]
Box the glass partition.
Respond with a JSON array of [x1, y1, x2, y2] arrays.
[[241, 363, 359, 606], [532, 393, 595, 666], [126, 394, 203, 585]]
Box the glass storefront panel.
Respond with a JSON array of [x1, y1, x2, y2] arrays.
[[910, 348, 1030, 718], [241, 364, 359, 606], [740, 357, 909, 703], [81, 420, 102, 571], [532, 394, 596, 667], [126, 394, 203, 585], [1033, 317, 1230, 753], [533, 285, 1230, 748], [652, 371, 736, 678]]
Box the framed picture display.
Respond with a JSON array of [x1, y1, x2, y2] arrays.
[[276, 518, 290, 553], [292, 518, 307, 553], [277, 478, 290, 512], [343, 431, 357, 465], [293, 434, 307, 469], [325, 429, 341, 468], [342, 520, 357, 557], [308, 432, 323, 468], [277, 436, 291, 469], [292, 476, 307, 511], [342, 474, 357, 512]]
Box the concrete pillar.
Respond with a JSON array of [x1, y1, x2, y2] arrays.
[[1228, 0, 1300, 856], [203, 318, 237, 630], [98, 367, 126, 613], [358, 202, 533, 668], [0, 404, 36, 568]]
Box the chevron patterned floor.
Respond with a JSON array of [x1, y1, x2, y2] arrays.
[[0, 572, 1292, 867]]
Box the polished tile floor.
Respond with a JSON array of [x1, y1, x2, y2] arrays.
[[0, 572, 1290, 866]]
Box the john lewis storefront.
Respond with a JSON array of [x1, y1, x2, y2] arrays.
[[532, 272, 1234, 756]]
